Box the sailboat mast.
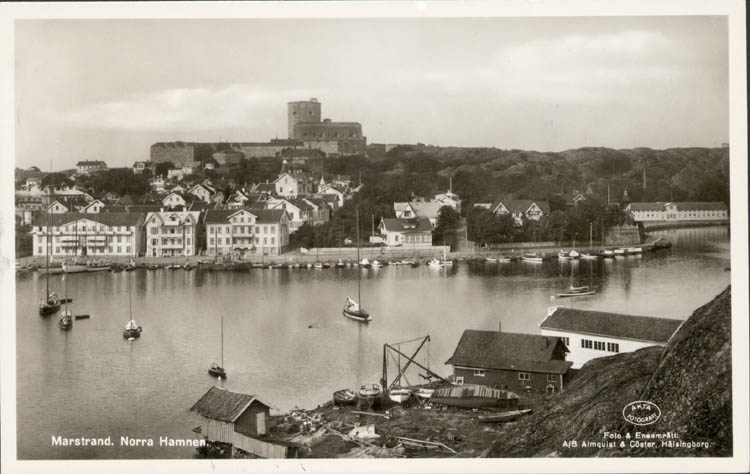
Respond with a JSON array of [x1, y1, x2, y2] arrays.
[[221, 316, 224, 367], [128, 270, 132, 321], [356, 208, 361, 305]]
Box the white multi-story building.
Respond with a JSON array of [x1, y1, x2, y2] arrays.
[[31, 213, 145, 257], [626, 202, 729, 223], [204, 208, 290, 257], [144, 210, 201, 257], [539, 307, 684, 369]]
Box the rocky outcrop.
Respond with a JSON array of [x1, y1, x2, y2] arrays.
[[488, 287, 732, 457]]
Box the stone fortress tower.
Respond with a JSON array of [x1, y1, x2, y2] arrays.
[[287, 98, 322, 139], [287, 98, 367, 156]]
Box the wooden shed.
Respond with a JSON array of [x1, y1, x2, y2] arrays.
[[191, 386, 294, 458]]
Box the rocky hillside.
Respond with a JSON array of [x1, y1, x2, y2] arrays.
[[488, 286, 732, 457]]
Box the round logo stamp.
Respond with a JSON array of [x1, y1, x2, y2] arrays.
[[623, 401, 661, 426]]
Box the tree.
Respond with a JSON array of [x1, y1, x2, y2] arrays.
[[433, 206, 460, 247], [41, 172, 73, 188], [154, 161, 175, 177]]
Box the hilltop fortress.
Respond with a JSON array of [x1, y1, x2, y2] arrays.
[[150, 98, 367, 166]]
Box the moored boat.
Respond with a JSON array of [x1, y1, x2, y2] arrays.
[[602, 249, 615, 258], [370, 260, 383, 268], [123, 319, 142, 339], [343, 297, 371, 322], [555, 289, 596, 298], [335, 259, 346, 268], [626, 247, 643, 254], [426, 258, 443, 267], [613, 248, 626, 256], [359, 257, 371, 268], [208, 316, 227, 378], [58, 310, 73, 330], [521, 253, 544, 263]]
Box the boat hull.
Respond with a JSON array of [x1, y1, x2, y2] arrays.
[[208, 367, 227, 378], [39, 303, 61, 316], [343, 309, 371, 323], [556, 291, 596, 298], [333, 389, 357, 405], [123, 327, 142, 339], [388, 389, 412, 403]]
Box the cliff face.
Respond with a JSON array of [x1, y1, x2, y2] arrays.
[[488, 286, 732, 457]]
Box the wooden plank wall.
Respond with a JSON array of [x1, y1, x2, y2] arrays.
[[232, 432, 287, 459]]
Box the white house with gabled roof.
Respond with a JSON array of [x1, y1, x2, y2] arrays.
[[144, 210, 201, 257]]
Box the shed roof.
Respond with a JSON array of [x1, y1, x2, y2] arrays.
[[445, 330, 572, 374], [191, 386, 270, 423], [540, 307, 683, 343], [672, 202, 728, 211]]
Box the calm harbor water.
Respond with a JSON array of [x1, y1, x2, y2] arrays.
[[16, 227, 730, 459]]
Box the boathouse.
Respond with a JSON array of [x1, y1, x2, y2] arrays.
[[539, 307, 684, 369], [191, 386, 297, 458], [445, 324, 573, 394]]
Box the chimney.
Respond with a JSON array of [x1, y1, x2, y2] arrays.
[[498, 321, 502, 333]]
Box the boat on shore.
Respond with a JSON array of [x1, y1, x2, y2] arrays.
[[430, 384, 519, 410], [478, 409, 533, 423], [414, 387, 435, 400], [358, 384, 382, 399], [388, 387, 412, 404], [333, 388, 357, 405]]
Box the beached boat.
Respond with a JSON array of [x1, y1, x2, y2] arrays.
[[333, 388, 357, 405], [415, 387, 435, 400], [388, 387, 412, 404], [478, 409, 533, 423], [358, 384, 382, 399], [430, 384, 519, 410], [208, 316, 227, 379]]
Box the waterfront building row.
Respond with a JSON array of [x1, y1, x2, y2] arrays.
[[625, 202, 728, 223], [30, 208, 291, 258]]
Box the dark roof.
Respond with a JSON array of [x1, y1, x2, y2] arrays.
[[445, 330, 572, 374], [499, 200, 551, 215], [31, 212, 143, 227], [204, 208, 286, 224], [540, 307, 683, 343], [253, 183, 276, 193], [380, 217, 433, 233], [673, 202, 728, 211], [190, 386, 263, 423], [628, 202, 666, 211], [77, 160, 107, 166]]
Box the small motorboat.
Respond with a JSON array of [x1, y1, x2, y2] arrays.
[[358, 384, 382, 399], [123, 319, 142, 339], [333, 388, 357, 405], [522, 253, 544, 263], [388, 387, 412, 404], [555, 289, 596, 298]]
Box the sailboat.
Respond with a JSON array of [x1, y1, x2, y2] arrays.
[[39, 183, 64, 316], [343, 208, 371, 323], [556, 260, 596, 298], [122, 272, 142, 340], [57, 268, 73, 330], [208, 316, 227, 378]]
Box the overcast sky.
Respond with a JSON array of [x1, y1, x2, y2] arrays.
[[15, 16, 728, 170]]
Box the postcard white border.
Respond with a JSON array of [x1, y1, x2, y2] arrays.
[[1, 1, 747, 473]]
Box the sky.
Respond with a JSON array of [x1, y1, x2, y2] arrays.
[[14, 16, 729, 170]]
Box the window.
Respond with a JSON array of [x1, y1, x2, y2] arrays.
[[455, 376, 464, 385], [473, 369, 486, 377], [271, 237, 275, 245], [582, 339, 593, 349], [263, 237, 267, 245], [37, 247, 42, 254], [594, 341, 605, 351], [561, 336, 570, 346], [547, 374, 558, 382], [607, 342, 620, 353], [218, 227, 222, 234], [518, 372, 530, 381], [117, 246, 121, 253], [209, 238, 214, 245]]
